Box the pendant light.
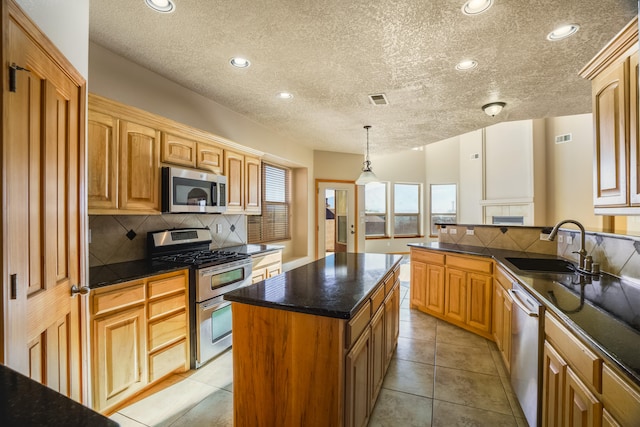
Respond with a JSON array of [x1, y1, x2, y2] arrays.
[[355, 125, 378, 185]]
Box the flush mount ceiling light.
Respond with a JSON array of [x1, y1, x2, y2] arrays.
[[355, 125, 378, 185], [276, 92, 293, 100], [482, 102, 506, 117], [547, 24, 580, 41], [455, 59, 478, 71], [462, 0, 493, 15], [145, 0, 175, 13], [229, 57, 251, 68]]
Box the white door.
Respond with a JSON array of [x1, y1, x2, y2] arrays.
[[317, 181, 356, 257]]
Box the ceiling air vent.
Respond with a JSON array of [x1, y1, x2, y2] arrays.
[[555, 133, 572, 144], [368, 93, 389, 105]]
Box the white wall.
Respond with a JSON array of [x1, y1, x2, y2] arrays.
[[15, 0, 89, 78], [458, 129, 483, 224]]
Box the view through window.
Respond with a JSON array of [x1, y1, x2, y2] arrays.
[[394, 183, 421, 236], [364, 182, 387, 237], [430, 184, 456, 235]]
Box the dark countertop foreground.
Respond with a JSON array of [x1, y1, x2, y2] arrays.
[[409, 242, 640, 386], [224, 252, 402, 319], [89, 260, 188, 289], [0, 364, 117, 426]]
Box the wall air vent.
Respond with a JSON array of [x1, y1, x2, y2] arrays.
[[555, 133, 572, 144], [368, 93, 389, 105]]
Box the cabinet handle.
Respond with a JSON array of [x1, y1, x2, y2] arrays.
[[70, 285, 90, 297]]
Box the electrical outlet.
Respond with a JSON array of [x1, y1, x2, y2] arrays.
[[450, 228, 457, 235], [539, 233, 549, 240], [466, 229, 474, 235], [440, 228, 448, 234], [88, 229, 92, 244], [216, 224, 223, 233], [566, 235, 573, 245], [558, 235, 564, 243]]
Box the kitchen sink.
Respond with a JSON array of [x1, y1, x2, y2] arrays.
[[505, 257, 576, 273]]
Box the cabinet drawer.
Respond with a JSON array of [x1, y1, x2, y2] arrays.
[[495, 266, 515, 290], [411, 248, 445, 265], [447, 255, 493, 274], [149, 292, 186, 320], [149, 310, 187, 352], [393, 265, 400, 283], [602, 364, 640, 426], [346, 300, 371, 349], [148, 273, 186, 300], [252, 251, 282, 269], [371, 284, 385, 314], [92, 283, 145, 316], [384, 273, 395, 295], [149, 339, 188, 383], [545, 313, 602, 391]]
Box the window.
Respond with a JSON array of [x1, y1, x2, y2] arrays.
[[247, 163, 291, 243], [394, 183, 421, 236], [430, 184, 457, 236], [364, 182, 387, 237]]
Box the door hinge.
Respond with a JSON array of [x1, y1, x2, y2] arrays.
[[9, 63, 31, 93], [10, 274, 17, 300]]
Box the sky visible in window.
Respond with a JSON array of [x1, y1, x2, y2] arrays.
[[394, 184, 419, 213], [365, 182, 386, 213], [431, 184, 456, 213]]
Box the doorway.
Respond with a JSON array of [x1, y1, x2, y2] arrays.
[[316, 180, 357, 258]]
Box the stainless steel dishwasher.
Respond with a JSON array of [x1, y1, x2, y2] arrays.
[[509, 282, 544, 427]]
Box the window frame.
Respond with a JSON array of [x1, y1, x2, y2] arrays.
[[429, 183, 457, 237], [392, 182, 422, 238], [247, 162, 292, 244]]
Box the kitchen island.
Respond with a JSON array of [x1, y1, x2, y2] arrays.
[[224, 252, 402, 427]]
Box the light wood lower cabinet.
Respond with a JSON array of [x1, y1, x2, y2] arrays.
[[345, 327, 371, 427], [90, 269, 189, 414], [493, 266, 513, 372], [251, 250, 282, 284], [410, 248, 493, 339]]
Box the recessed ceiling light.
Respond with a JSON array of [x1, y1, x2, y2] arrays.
[[229, 57, 251, 68], [145, 0, 175, 13], [461, 0, 493, 16], [455, 59, 478, 71], [276, 92, 293, 100], [547, 24, 580, 41]]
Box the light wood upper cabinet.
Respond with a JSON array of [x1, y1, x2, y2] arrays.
[[119, 120, 161, 212], [88, 110, 118, 210], [225, 151, 262, 214], [580, 17, 639, 214], [196, 143, 224, 174], [161, 132, 196, 168], [245, 155, 262, 214]]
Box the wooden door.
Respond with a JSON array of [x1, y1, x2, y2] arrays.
[[245, 155, 261, 214], [542, 341, 567, 427], [119, 120, 160, 212], [345, 329, 370, 427], [466, 273, 492, 333], [4, 1, 86, 402], [592, 58, 628, 207], [630, 52, 639, 206], [87, 110, 118, 210], [564, 367, 602, 427], [225, 150, 244, 212], [444, 268, 466, 324], [425, 264, 445, 314], [369, 306, 385, 407], [409, 259, 427, 308], [160, 132, 196, 168], [196, 142, 223, 174], [384, 283, 400, 365], [501, 290, 512, 371]]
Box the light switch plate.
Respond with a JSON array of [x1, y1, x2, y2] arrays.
[[466, 229, 474, 235]]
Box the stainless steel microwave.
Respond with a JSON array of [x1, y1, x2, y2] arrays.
[[161, 166, 227, 213]]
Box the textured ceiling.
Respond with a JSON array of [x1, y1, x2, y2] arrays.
[[89, 0, 638, 155]]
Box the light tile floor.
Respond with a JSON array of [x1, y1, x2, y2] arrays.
[[110, 263, 528, 427]]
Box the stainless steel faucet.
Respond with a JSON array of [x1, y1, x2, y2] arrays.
[[547, 219, 593, 273]]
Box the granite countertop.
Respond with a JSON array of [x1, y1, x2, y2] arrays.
[[89, 260, 188, 289], [224, 252, 402, 319], [409, 242, 640, 386], [0, 364, 117, 426]]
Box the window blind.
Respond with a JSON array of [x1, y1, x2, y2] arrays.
[[247, 162, 291, 243]]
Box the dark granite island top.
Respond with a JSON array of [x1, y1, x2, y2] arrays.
[[224, 252, 403, 319]]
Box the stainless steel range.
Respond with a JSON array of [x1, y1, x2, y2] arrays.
[[147, 228, 252, 368]]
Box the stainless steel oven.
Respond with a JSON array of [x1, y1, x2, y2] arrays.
[[194, 257, 252, 368], [147, 228, 252, 369]]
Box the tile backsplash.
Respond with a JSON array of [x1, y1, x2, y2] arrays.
[[438, 224, 640, 282], [89, 214, 247, 267]]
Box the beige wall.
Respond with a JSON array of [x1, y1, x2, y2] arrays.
[[313, 150, 363, 181], [16, 0, 89, 78], [544, 114, 603, 232]]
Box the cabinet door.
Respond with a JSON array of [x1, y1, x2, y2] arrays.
[[370, 307, 385, 407], [93, 306, 146, 412], [410, 260, 427, 308], [501, 290, 512, 372], [630, 52, 639, 206], [196, 143, 223, 174], [493, 282, 504, 350], [542, 341, 567, 427], [384, 283, 400, 366], [444, 268, 466, 324], [466, 273, 492, 334], [87, 110, 118, 210], [119, 121, 160, 212], [245, 156, 261, 214], [564, 367, 603, 427], [225, 150, 244, 212], [160, 133, 196, 168], [345, 329, 370, 427], [252, 268, 267, 284], [266, 264, 281, 278], [425, 264, 445, 314], [592, 58, 628, 207]]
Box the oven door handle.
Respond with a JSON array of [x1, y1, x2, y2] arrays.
[[200, 297, 228, 312]]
